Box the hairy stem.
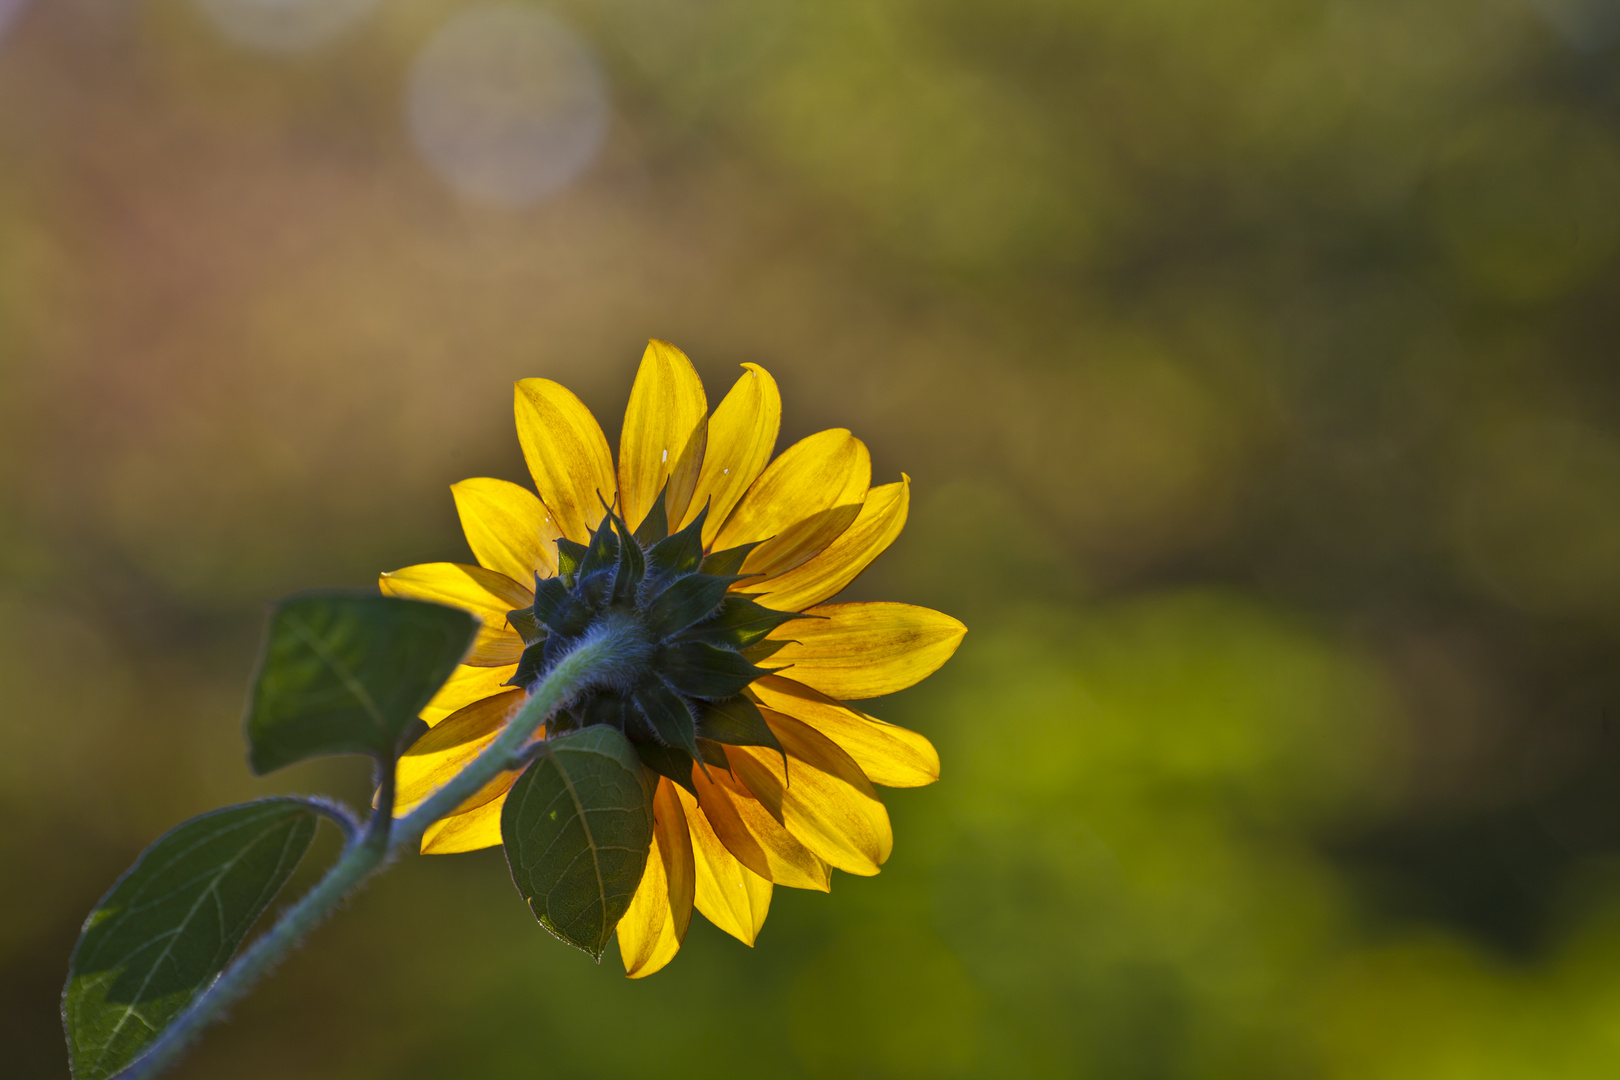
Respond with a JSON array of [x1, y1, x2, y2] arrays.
[[111, 625, 631, 1080]]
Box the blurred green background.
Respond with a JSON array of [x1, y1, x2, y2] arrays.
[[6, 0, 1620, 1075]]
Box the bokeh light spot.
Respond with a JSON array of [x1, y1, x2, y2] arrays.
[[406, 3, 610, 208], [191, 0, 382, 55]]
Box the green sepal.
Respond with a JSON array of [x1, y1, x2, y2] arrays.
[[643, 573, 747, 640], [643, 505, 707, 590], [632, 678, 705, 768], [507, 605, 545, 647], [530, 577, 588, 637], [609, 510, 646, 606], [659, 641, 768, 699], [633, 481, 670, 548], [578, 691, 630, 732], [674, 596, 804, 650], [700, 540, 765, 577], [743, 638, 792, 664], [555, 539, 588, 586], [696, 695, 784, 758], [63, 799, 322, 1080], [245, 592, 476, 774], [578, 513, 620, 580], [501, 727, 655, 962], [694, 737, 733, 771], [635, 742, 698, 797], [505, 638, 547, 692]]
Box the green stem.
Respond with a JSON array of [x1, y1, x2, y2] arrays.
[[110, 626, 628, 1080]]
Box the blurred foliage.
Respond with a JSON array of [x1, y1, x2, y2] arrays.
[[5, 0, 1620, 1076]]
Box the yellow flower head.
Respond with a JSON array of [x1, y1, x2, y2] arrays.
[[380, 340, 965, 976]]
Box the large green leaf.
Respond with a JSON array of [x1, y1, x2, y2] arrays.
[[246, 592, 476, 774], [501, 726, 656, 961], [62, 799, 320, 1080]]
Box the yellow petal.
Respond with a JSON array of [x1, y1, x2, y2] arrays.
[[681, 363, 780, 544], [396, 689, 526, 813], [420, 795, 505, 854], [514, 378, 616, 544], [421, 663, 519, 725], [693, 760, 831, 892], [746, 477, 909, 612], [618, 778, 696, 978], [675, 784, 772, 945], [766, 601, 966, 700], [748, 675, 939, 788], [450, 477, 561, 582], [379, 562, 527, 667], [730, 712, 892, 876], [618, 340, 709, 533], [713, 429, 870, 577]]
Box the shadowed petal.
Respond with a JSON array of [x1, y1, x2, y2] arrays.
[[676, 784, 772, 944], [618, 778, 697, 978], [748, 675, 939, 788], [730, 713, 892, 875], [693, 761, 831, 892]]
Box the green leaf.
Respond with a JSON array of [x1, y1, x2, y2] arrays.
[[501, 727, 656, 961], [245, 592, 477, 774], [63, 799, 320, 1080]]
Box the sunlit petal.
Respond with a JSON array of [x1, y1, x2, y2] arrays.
[[420, 795, 505, 854], [765, 601, 966, 700], [746, 477, 908, 612], [714, 429, 870, 577], [514, 378, 616, 543], [396, 689, 526, 813], [748, 675, 939, 788], [682, 364, 780, 544], [619, 340, 709, 532], [451, 477, 561, 582], [421, 664, 519, 725]]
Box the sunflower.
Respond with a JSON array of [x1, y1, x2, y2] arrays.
[[380, 340, 965, 977]]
